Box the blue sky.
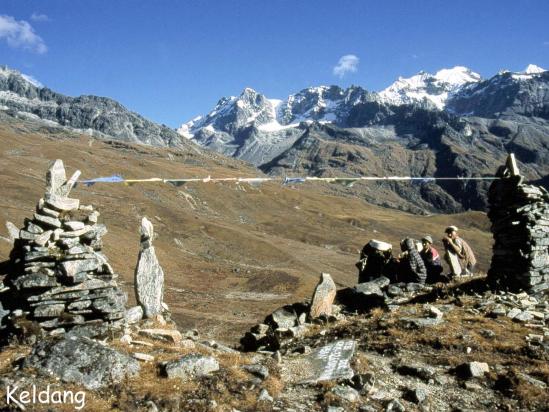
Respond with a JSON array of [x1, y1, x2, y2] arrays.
[[1, 0, 548, 127]]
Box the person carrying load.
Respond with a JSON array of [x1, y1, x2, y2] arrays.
[[356, 239, 395, 283]]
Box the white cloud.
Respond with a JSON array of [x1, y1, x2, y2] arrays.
[[0, 14, 47, 54], [30, 13, 50, 22], [333, 54, 359, 78]]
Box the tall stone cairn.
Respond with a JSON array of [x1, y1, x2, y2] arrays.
[[487, 155, 549, 294], [3, 160, 126, 337], [134, 217, 164, 318]]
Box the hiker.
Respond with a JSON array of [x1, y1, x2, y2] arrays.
[[356, 240, 396, 283], [396, 238, 427, 284], [419, 235, 444, 283], [442, 226, 477, 277]]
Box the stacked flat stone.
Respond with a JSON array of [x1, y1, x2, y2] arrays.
[[487, 166, 549, 294], [5, 160, 126, 336]]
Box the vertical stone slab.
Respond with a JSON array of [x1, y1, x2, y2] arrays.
[[134, 217, 164, 318], [309, 273, 336, 318], [46, 159, 67, 196]]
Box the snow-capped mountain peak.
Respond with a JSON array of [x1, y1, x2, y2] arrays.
[[378, 66, 481, 109], [434, 66, 481, 86], [178, 85, 374, 139], [524, 64, 546, 74]]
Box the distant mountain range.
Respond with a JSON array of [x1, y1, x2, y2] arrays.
[[0, 65, 190, 148], [176, 64, 549, 213], [1, 63, 547, 213]]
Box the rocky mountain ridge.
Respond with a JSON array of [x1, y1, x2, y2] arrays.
[[0, 66, 191, 148]]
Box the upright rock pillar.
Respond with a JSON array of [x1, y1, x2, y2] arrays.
[[134, 217, 165, 318], [309, 273, 337, 318]]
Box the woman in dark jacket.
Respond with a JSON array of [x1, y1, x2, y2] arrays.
[[398, 238, 427, 284]]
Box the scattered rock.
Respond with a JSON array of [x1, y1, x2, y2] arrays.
[[126, 305, 144, 324], [133, 352, 155, 362], [506, 308, 522, 319], [427, 305, 443, 319], [242, 364, 269, 380], [395, 362, 436, 382], [405, 387, 427, 404], [164, 354, 219, 381], [349, 372, 375, 395], [331, 385, 360, 402], [138, 328, 182, 344], [480, 329, 496, 339], [455, 361, 489, 379], [386, 399, 406, 412], [258, 388, 273, 402], [400, 317, 443, 329]]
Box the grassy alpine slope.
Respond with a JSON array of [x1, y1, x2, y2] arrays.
[[0, 116, 492, 343]]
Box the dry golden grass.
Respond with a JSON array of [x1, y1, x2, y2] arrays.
[[0, 123, 494, 344]]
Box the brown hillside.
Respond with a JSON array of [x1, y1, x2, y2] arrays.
[[0, 120, 493, 343]]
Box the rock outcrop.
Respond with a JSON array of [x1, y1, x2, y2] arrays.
[[0, 66, 186, 148], [1, 160, 126, 338]]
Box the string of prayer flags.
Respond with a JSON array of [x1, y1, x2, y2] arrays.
[[78, 175, 125, 187]]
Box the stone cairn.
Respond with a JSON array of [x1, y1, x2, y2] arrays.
[[487, 154, 549, 294], [2, 159, 126, 338]]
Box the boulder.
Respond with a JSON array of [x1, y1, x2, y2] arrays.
[[455, 361, 489, 379], [336, 276, 389, 311], [267, 306, 298, 329], [164, 354, 219, 381], [242, 364, 269, 380], [309, 273, 337, 318], [24, 336, 140, 390]]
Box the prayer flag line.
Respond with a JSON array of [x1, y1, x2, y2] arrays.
[[76, 174, 500, 188]]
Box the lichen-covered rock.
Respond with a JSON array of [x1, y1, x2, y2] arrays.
[[164, 354, 219, 381], [24, 336, 140, 389]]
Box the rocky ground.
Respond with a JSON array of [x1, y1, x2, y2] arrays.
[[0, 276, 547, 411], [0, 116, 546, 412]]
